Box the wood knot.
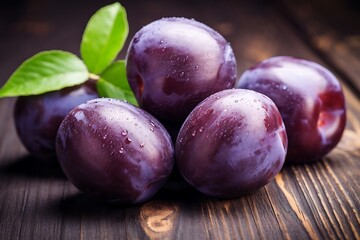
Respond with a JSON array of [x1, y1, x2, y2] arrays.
[[140, 200, 178, 238]]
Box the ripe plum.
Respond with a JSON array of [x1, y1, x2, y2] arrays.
[[236, 56, 346, 163], [56, 98, 174, 204], [176, 89, 287, 197], [126, 17, 237, 124], [14, 80, 98, 161]]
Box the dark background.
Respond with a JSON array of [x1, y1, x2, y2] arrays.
[[1, 0, 359, 88]]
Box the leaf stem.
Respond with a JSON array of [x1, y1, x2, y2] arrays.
[[89, 73, 100, 80]]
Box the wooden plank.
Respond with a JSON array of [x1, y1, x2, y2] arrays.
[[0, 1, 359, 240]]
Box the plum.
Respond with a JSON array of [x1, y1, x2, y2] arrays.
[[126, 17, 237, 124], [235, 56, 346, 163], [176, 89, 287, 198], [56, 98, 174, 204], [14, 80, 98, 161]]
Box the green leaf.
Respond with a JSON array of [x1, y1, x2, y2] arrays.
[[101, 60, 130, 90], [97, 60, 138, 105], [0, 50, 89, 98], [81, 2, 129, 74]]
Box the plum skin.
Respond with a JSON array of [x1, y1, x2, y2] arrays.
[[176, 89, 287, 198], [235, 56, 346, 163], [56, 98, 174, 204], [14, 80, 98, 161], [126, 17, 237, 124]]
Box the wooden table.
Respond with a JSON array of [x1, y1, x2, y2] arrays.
[[0, 0, 359, 239]]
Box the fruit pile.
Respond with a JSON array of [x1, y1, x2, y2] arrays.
[[0, 3, 346, 204]]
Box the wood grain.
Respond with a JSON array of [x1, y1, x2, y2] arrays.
[[0, 0, 359, 239]]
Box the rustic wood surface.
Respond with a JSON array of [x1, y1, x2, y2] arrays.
[[0, 0, 359, 239]]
